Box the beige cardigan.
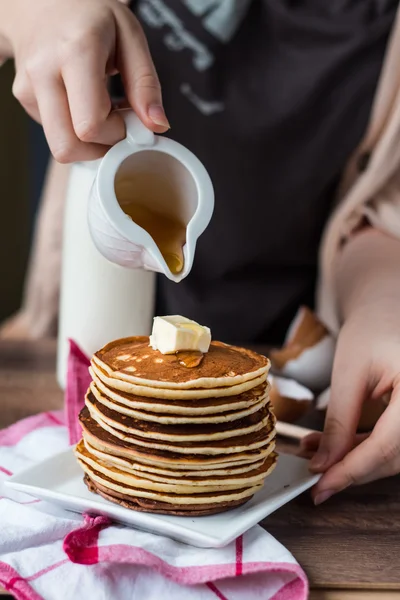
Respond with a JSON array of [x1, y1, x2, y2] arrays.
[[318, 6, 400, 333], [2, 6, 400, 339]]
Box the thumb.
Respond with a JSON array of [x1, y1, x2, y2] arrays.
[[310, 351, 366, 472], [115, 10, 170, 133]]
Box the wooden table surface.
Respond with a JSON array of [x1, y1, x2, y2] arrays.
[[1, 340, 400, 600]]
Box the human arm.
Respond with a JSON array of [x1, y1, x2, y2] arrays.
[[0, 158, 68, 339], [306, 228, 400, 503]]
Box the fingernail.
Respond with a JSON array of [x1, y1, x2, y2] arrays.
[[310, 449, 328, 471], [314, 490, 334, 506], [148, 104, 170, 129]]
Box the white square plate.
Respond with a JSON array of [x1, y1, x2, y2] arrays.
[[5, 450, 319, 548]]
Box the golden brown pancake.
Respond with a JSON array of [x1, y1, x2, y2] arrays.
[[83, 431, 275, 472], [84, 474, 250, 516], [92, 337, 269, 389], [90, 362, 267, 400], [85, 391, 271, 442], [79, 459, 264, 503], [83, 437, 273, 478], [75, 440, 276, 492], [79, 457, 276, 510], [80, 408, 275, 465], [90, 379, 270, 422], [92, 387, 269, 425], [87, 408, 275, 455]]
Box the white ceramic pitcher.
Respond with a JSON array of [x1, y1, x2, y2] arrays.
[[57, 110, 214, 388], [88, 110, 214, 282]]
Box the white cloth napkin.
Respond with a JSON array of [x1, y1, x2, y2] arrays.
[[0, 342, 309, 600]]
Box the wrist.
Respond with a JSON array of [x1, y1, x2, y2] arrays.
[[336, 229, 400, 321], [341, 299, 400, 345]]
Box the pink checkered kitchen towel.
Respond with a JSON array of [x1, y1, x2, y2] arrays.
[[0, 341, 308, 600]]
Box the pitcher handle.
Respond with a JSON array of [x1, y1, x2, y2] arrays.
[[120, 109, 155, 147]]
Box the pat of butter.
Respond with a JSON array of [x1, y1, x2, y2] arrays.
[[150, 316, 211, 355]]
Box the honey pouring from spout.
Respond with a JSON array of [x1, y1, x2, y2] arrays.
[[118, 201, 186, 275]]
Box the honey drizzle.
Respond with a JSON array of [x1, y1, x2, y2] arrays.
[[119, 203, 186, 275], [175, 350, 204, 368]]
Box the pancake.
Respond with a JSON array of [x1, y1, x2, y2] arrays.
[[84, 475, 250, 516], [93, 337, 270, 390], [75, 441, 277, 493], [92, 376, 269, 414], [81, 410, 275, 467], [78, 459, 268, 505], [76, 333, 277, 517], [86, 407, 275, 455], [76, 447, 277, 495], [90, 380, 270, 423], [85, 392, 271, 442], [83, 437, 275, 478], [91, 362, 267, 400]]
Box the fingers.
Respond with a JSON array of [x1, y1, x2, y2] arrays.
[[115, 11, 170, 133], [299, 431, 370, 460], [298, 432, 323, 459], [33, 75, 109, 163], [13, 5, 166, 161], [309, 334, 368, 473], [300, 432, 322, 451], [62, 41, 125, 147], [313, 384, 400, 504], [12, 71, 41, 123]]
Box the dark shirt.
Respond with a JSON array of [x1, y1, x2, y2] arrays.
[[122, 0, 398, 343]]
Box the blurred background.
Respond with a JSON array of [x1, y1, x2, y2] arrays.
[[0, 61, 49, 324]]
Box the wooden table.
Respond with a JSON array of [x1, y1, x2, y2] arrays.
[[1, 340, 400, 600]]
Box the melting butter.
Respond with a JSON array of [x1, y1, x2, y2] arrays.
[[149, 316, 212, 355]]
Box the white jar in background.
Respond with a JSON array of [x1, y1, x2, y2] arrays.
[[56, 160, 155, 389]]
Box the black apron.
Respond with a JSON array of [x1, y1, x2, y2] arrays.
[[118, 0, 398, 343]]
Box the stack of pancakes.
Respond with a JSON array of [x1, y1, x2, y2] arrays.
[[75, 336, 277, 516]]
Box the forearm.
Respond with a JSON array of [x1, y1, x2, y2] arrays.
[[22, 159, 69, 337], [0, 159, 69, 339], [336, 228, 400, 322]]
